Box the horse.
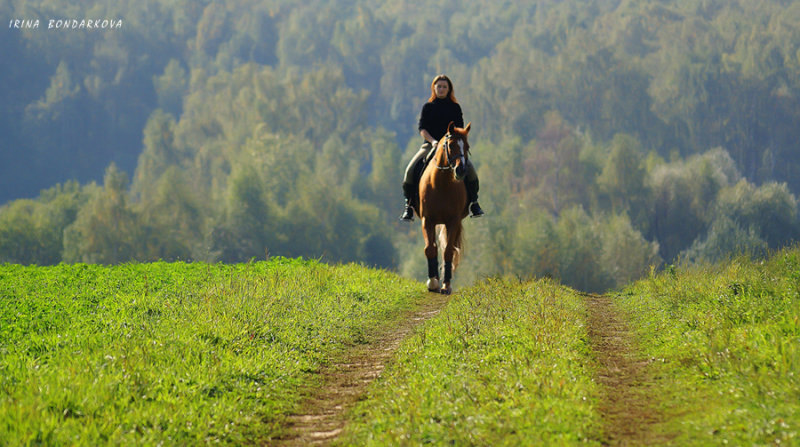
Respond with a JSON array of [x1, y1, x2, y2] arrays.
[[417, 121, 472, 294]]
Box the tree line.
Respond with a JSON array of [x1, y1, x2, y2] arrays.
[[2, 0, 800, 291]]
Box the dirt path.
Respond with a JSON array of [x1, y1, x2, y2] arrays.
[[585, 293, 672, 446], [270, 291, 451, 446], [271, 290, 670, 446]]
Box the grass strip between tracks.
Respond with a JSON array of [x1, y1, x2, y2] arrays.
[[340, 277, 602, 446]]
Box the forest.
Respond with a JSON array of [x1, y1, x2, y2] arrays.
[[2, 0, 800, 292]]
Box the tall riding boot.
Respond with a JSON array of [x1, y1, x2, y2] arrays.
[[400, 182, 416, 221], [465, 179, 484, 217]]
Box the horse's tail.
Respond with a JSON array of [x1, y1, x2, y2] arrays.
[[437, 223, 464, 271]]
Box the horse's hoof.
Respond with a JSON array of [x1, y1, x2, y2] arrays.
[[440, 287, 452, 295], [427, 277, 440, 291]]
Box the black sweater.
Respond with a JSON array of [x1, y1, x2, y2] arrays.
[[417, 98, 464, 141]]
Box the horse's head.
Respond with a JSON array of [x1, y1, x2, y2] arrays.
[[439, 121, 471, 181]]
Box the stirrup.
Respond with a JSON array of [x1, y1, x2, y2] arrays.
[[400, 205, 415, 222], [469, 201, 484, 218]]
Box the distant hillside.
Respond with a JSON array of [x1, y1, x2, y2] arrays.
[[3, 0, 800, 291]]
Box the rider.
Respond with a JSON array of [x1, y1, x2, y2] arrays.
[[400, 74, 484, 221]]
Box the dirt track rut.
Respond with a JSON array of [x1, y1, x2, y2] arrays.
[[585, 293, 672, 446], [270, 291, 450, 446]]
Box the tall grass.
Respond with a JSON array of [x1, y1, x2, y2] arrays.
[[0, 259, 421, 445], [340, 277, 602, 446], [618, 249, 800, 445]]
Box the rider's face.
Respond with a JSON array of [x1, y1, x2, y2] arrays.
[[434, 80, 449, 99]]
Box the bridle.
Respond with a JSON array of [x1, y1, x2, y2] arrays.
[[437, 133, 468, 171]]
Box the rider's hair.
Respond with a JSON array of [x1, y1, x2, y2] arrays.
[[428, 74, 458, 103]]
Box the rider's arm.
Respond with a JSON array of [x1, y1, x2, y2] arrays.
[[420, 129, 435, 145], [418, 102, 437, 145], [454, 103, 464, 129]]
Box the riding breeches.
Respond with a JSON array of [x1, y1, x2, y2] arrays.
[[403, 142, 434, 187]]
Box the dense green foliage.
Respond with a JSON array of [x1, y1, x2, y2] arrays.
[[618, 248, 800, 444], [341, 278, 601, 445], [0, 260, 421, 444], [4, 0, 800, 290]]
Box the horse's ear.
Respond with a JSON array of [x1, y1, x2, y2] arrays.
[[447, 121, 455, 134], [464, 122, 471, 134]]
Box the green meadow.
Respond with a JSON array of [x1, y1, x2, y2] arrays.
[[0, 259, 420, 445], [617, 250, 800, 445], [341, 250, 800, 445], [2, 249, 800, 445]]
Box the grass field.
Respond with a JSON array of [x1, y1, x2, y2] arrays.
[[0, 259, 421, 445], [340, 250, 800, 445], [617, 250, 800, 445], [2, 249, 799, 445]]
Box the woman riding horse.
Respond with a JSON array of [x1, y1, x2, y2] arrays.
[[400, 74, 484, 221], [418, 121, 472, 293]]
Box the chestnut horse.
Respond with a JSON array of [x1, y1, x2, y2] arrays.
[[418, 121, 471, 294]]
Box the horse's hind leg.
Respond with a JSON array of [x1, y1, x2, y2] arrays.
[[422, 218, 439, 291]]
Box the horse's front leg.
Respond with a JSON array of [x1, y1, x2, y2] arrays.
[[421, 218, 439, 291], [441, 222, 462, 294]]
